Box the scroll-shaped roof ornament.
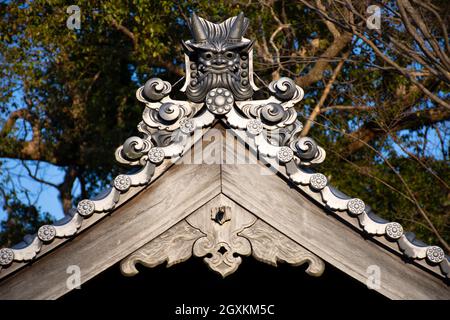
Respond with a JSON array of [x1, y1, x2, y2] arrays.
[[1, 13, 448, 282]]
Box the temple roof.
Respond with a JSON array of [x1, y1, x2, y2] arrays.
[[0, 13, 448, 300]]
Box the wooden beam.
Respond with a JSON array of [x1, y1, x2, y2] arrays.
[[0, 159, 221, 299], [1, 124, 448, 299], [221, 160, 449, 299]]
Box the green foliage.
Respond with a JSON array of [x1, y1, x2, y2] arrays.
[[0, 0, 448, 249], [0, 194, 52, 247]]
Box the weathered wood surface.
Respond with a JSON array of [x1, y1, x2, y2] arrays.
[[221, 159, 450, 299], [0, 126, 216, 281], [0, 161, 221, 299], [0, 124, 448, 299]]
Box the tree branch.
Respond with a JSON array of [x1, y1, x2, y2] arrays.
[[316, 0, 341, 39], [352, 30, 450, 109], [110, 17, 183, 77], [295, 33, 352, 87], [0, 108, 55, 162], [110, 18, 138, 49], [298, 0, 450, 108], [269, 24, 291, 79], [301, 51, 349, 136], [388, 132, 450, 191], [21, 161, 59, 189]]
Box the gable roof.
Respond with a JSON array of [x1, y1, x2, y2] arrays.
[[0, 13, 448, 299], [0, 121, 448, 299]]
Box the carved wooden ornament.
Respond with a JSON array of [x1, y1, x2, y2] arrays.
[[121, 198, 325, 278], [1, 12, 447, 284]]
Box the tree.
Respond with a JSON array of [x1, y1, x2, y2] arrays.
[[0, 0, 448, 250]]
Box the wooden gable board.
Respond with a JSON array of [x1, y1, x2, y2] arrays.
[[0, 123, 448, 300]]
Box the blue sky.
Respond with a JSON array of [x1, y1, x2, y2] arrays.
[[0, 87, 72, 222], [0, 159, 79, 222], [0, 122, 446, 225]]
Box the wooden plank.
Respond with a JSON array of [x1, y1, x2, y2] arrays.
[[221, 160, 450, 299], [0, 125, 217, 280], [0, 163, 221, 299]]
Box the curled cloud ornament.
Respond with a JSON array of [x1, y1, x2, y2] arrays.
[[268, 77, 297, 101], [238, 101, 297, 130], [38, 225, 56, 242], [142, 78, 172, 101], [0, 248, 14, 266], [114, 175, 132, 192], [159, 102, 182, 122], [120, 136, 152, 162], [260, 103, 285, 124], [141, 99, 198, 131], [292, 137, 319, 162]]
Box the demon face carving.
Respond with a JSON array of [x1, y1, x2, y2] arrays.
[[181, 13, 257, 102]]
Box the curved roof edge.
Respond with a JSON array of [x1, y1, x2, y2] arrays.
[[0, 77, 448, 283]]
